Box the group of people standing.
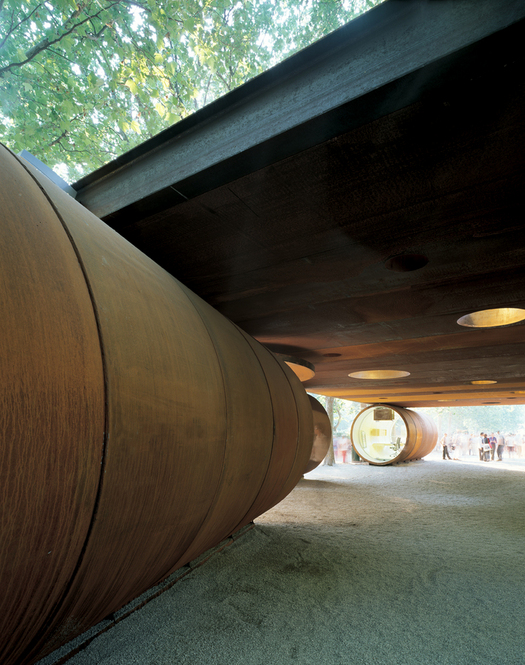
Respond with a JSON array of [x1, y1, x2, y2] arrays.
[[478, 432, 506, 461], [440, 430, 522, 461], [333, 435, 352, 462]]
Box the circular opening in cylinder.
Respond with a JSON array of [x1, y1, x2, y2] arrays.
[[351, 406, 407, 464]]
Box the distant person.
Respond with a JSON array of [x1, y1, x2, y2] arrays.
[[496, 431, 505, 461], [333, 436, 340, 461], [489, 432, 497, 461], [483, 434, 491, 462], [507, 433, 516, 458], [346, 436, 354, 462], [450, 433, 460, 460], [468, 432, 476, 456], [340, 436, 349, 463], [441, 433, 451, 460], [478, 432, 485, 461]]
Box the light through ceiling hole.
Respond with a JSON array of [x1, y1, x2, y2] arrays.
[[349, 370, 410, 380], [457, 308, 525, 328], [275, 354, 315, 382]]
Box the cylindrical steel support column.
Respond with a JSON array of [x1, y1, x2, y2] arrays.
[[0, 145, 319, 665], [351, 405, 437, 466]]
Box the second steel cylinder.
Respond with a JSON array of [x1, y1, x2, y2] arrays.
[[351, 405, 437, 466]]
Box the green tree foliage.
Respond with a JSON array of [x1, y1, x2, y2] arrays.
[[0, 0, 382, 181], [417, 404, 525, 436]]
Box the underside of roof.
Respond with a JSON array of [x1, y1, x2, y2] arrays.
[[74, 0, 525, 408]]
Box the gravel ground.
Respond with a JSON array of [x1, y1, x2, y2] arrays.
[[41, 454, 525, 665]]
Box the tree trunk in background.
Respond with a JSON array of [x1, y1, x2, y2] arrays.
[[323, 396, 336, 466]]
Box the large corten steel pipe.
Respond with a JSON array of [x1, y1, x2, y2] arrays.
[[351, 405, 437, 466], [0, 145, 317, 665]]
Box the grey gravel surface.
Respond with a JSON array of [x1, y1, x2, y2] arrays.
[[45, 454, 525, 665]]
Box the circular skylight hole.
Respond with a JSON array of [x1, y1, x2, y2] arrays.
[[275, 354, 315, 382], [384, 254, 429, 272], [457, 308, 525, 328], [349, 370, 410, 380]]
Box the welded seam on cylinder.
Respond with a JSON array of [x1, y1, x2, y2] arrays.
[[229, 323, 276, 531], [265, 354, 304, 510], [15, 153, 111, 661], [166, 281, 230, 568], [41, 524, 255, 665]]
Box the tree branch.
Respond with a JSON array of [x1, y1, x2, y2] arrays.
[[0, 1, 122, 76], [82, 23, 111, 42], [0, 4, 44, 52], [202, 72, 213, 106], [49, 129, 69, 147]]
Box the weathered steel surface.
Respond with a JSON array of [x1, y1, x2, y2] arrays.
[[0, 147, 315, 665], [166, 285, 274, 570], [31, 162, 229, 651], [230, 329, 312, 529], [0, 147, 105, 665], [399, 409, 438, 463], [264, 367, 314, 511], [303, 396, 331, 474]]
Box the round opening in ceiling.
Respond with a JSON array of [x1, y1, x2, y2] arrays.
[[349, 370, 410, 380], [323, 353, 341, 357], [471, 380, 497, 385], [483, 401, 500, 404], [457, 307, 525, 328], [275, 354, 315, 382], [384, 254, 429, 272]]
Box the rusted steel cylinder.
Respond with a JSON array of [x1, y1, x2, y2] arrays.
[[351, 405, 437, 466], [0, 145, 315, 665]]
